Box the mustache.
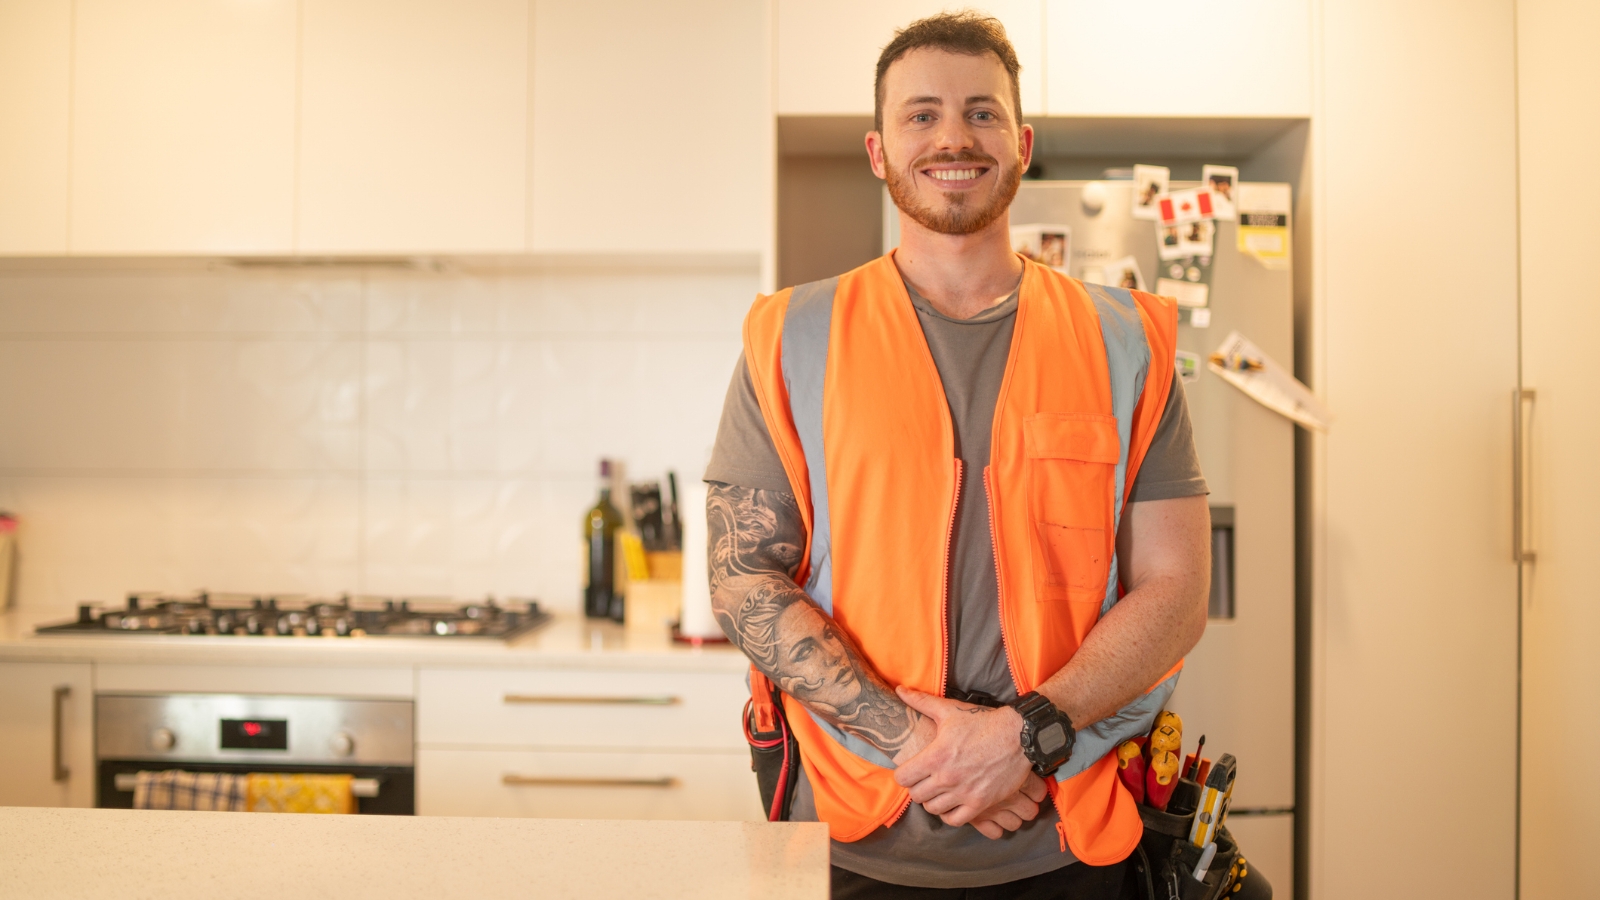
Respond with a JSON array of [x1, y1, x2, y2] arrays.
[[912, 151, 999, 168]]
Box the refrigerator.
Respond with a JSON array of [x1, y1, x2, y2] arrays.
[[886, 180, 1297, 887]]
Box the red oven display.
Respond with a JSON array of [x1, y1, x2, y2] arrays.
[[220, 718, 288, 750]]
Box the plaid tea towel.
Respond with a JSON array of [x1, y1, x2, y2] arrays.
[[132, 770, 245, 811]]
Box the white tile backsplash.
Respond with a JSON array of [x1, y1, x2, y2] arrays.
[[0, 265, 755, 613]]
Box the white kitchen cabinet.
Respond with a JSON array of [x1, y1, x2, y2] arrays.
[[1044, 0, 1311, 116], [0, 662, 94, 808], [0, 0, 71, 255], [70, 0, 297, 254], [417, 667, 748, 750], [776, 0, 1044, 117], [297, 0, 529, 254], [418, 747, 762, 821], [529, 0, 770, 255]]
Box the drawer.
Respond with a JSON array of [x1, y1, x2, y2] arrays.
[[417, 668, 748, 749], [416, 747, 764, 821]]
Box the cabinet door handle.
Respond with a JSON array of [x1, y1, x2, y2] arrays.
[[502, 774, 679, 789], [502, 694, 680, 706], [52, 685, 70, 783], [1513, 388, 1537, 564]]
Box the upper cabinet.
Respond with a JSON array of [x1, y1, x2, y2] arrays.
[[1044, 0, 1311, 117], [777, 0, 1045, 117], [297, 0, 530, 254], [0, 0, 73, 255], [529, 0, 770, 254], [71, 0, 297, 254]]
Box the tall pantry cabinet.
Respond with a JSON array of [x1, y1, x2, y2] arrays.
[[1514, 2, 1600, 899]]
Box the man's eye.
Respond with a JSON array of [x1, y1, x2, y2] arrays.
[[972, 111, 994, 121], [912, 113, 932, 123]]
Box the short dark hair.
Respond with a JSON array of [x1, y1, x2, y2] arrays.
[[874, 11, 1023, 134]]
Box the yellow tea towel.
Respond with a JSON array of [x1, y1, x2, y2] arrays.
[[244, 773, 355, 814], [133, 770, 245, 811]]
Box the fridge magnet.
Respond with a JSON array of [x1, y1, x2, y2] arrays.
[[1175, 350, 1201, 384], [1188, 307, 1212, 328], [1203, 165, 1240, 220], [1101, 256, 1146, 291], [1208, 330, 1332, 431], [1010, 223, 1072, 271], [1236, 182, 1291, 269], [1157, 253, 1212, 308], [1158, 224, 1186, 260], [1157, 187, 1216, 227], [1132, 165, 1169, 220]]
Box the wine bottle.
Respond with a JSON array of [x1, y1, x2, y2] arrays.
[[582, 459, 626, 619]]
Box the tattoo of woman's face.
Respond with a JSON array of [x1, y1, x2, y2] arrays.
[[774, 604, 861, 713]]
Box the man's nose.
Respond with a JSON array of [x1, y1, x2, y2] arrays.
[[932, 116, 975, 152]]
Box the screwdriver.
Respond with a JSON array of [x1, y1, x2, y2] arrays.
[[1145, 710, 1183, 810], [1115, 738, 1147, 804]]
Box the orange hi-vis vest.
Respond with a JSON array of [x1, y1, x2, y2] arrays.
[[741, 253, 1182, 865]]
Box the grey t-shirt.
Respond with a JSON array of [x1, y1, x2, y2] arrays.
[[705, 281, 1207, 888]]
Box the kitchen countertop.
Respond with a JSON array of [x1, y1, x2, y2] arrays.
[[0, 606, 747, 672], [0, 807, 829, 899]]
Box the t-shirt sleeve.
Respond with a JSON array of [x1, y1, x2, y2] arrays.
[[1127, 370, 1210, 502], [704, 353, 795, 493]]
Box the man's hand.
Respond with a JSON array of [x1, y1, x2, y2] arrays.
[[891, 686, 1035, 828], [968, 774, 1049, 839]]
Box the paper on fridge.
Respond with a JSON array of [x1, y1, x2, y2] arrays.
[[1207, 331, 1331, 432], [1203, 165, 1239, 220], [1157, 187, 1216, 226], [1132, 165, 1169, 220], [1175, 350, 1201, 384], [1011, 223, 1071, 271], [1158, 219, 1215, 260], [1236, 183, 1291, 268], [1098, 255, 1146, 291]]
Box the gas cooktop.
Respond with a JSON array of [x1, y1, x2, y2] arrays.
[[36, 592, 550, 640]]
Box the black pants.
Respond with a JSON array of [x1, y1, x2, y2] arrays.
[[830, 860, 1129, 900]]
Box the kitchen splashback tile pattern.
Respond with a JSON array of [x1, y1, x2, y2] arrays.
[[0, 266, 752, 612]]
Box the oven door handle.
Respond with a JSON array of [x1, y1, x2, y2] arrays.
[[112, 772, 381, 797]]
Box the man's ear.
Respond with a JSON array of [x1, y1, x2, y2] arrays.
[[866, 131, 888, 180], [1018, 123, 1035, 172]]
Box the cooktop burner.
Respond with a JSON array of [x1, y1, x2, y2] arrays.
[[36, 592, 550, 640]]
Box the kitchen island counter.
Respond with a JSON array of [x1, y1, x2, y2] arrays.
[[0, 807, 828, 899]]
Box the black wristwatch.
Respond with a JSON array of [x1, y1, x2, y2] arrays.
[[1007, 692, 1075, 777]]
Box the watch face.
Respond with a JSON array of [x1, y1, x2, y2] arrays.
[[1037, 722, 1067, 755]]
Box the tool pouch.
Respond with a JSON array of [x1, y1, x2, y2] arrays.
[[743, 668, 800, 822], [1131, 778, 1269, 900]]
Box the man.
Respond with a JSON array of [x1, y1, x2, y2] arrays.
[[706, 12, 1211, 898]]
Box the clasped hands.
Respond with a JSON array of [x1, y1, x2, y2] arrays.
[[889, 686, 1049, 840]]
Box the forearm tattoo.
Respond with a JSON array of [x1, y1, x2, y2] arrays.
[[707, 483, 920, 753]]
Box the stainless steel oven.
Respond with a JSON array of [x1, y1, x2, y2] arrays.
[[96, 694, 415, 814]]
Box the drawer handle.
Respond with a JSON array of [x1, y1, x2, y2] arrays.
[[502, 774, 679, 789], [52, 686, 71, 783], [502, 694, 680, 706]]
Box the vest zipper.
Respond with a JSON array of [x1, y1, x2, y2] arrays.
[[988, 465, 1072, 853], [939, 458, 961, 698]]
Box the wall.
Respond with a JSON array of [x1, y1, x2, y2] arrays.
[[0, 264, 753, 613]]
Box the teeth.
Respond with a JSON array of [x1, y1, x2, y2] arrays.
[[931, 168, 981, 181]]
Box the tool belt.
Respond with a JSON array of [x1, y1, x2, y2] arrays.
[[743, 669, 800, 822], [1131, 780, 1269, 900]]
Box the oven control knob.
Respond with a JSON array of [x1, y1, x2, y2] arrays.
[[151, 728, 176, 751], [330, 732, 355, 757]]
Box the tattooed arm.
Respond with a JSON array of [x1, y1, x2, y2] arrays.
[[706, 482, 924, 756]]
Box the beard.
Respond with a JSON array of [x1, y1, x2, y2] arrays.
[[885, 148, 1023, 236]]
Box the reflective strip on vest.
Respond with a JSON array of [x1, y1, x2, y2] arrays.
[[776, 271, 1177, 777]]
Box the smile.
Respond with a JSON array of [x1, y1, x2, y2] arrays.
[[927, 168, 986, 182]]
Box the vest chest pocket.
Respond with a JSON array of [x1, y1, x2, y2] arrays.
[[1023, 414, 1120, 603]]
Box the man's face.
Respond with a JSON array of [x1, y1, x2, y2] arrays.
[[774, 604, 861, 712], [869, 48, 1032, 236]]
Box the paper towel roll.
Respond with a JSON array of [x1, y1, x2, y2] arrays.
[[677, 481, 721, 639]]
